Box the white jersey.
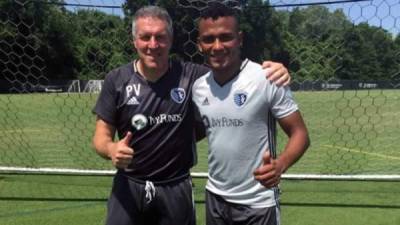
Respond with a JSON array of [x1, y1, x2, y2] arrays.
[[192, 59, 298, 208]]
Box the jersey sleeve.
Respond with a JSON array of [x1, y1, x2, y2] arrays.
[[193, 102, 206, 141], [92, 71, 118, 125], [269, 86, 299, 119]]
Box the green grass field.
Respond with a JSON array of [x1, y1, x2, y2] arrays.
[[1, 90, 398, 174], [0, 175, 399, 225], [1, 90, 400, 224]]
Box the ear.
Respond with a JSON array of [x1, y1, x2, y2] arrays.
[[197, 41, 203, 53], [132, 39, 138, 50]]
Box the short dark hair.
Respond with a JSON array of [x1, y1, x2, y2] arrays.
[[199, 2, 238, 21]]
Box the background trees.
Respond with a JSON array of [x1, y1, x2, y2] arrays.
[[72, 10, 131, 79], [1, 0, 398, 81], [1, 0, 80, 81]]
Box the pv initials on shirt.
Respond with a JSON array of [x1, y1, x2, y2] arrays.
[[126, 84, 141, 105], [126, 84, 141, 97]]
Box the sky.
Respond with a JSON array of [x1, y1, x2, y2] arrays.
[[65, 0, 399, 35]]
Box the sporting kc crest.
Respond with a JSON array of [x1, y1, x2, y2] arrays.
[[170, 88, 186, 104], [233, 92, 247, 107]]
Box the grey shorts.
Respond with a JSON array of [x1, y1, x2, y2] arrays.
[[206, 190, 280, 225], [106, 173, 195, 225]]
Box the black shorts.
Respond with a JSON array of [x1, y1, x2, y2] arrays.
[[106, 173, 195, 225], [206, 190, 280, 225]]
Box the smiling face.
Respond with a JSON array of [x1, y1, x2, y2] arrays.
[[197, 16, 242, 76], [133, 17, 172, 73]]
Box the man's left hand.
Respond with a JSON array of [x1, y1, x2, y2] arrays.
[[261, 61, 291, 87]]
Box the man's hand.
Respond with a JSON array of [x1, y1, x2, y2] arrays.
[[253, 150, 284, 188], [261, 61, 291, 86], [109, 132, 134, 169]]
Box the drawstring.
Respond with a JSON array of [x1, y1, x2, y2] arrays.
[[144, 181, 156, 203]]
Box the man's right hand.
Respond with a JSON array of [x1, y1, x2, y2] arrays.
[[253, 150, 284, 188], [109, 132, 134, 169]]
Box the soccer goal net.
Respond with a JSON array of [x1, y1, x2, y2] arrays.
[[82, 80, 104, 93], [67, 80, 81, 93], [0, 0, 399, 182]]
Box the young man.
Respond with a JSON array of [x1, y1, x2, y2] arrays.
[[192, 4, 310, 225], [92, 5, 291, 225]]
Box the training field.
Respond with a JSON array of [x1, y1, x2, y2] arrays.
[[0, 90, 400, 224], [0, 175, 399, 225], [1, 90, 399, 174]]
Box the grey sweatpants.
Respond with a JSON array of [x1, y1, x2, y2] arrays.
[[106, 173, 195, 225], [206, 190, 280, 225]]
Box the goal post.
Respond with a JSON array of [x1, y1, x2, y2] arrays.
[[67, 80, 81, 93], [67, 80, 104, 93], [82, 80, 104, 93]]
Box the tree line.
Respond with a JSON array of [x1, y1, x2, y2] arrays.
[[1, 0, 399, 81]]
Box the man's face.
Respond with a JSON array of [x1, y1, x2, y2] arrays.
[[133, 17, 172, 70], [197, 16, 242, 73]]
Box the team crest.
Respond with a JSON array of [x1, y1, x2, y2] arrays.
[[170, 88, 186, 104], [233, 92, 247, 107]]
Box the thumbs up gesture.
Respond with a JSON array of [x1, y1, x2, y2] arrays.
[[109, 132, 134, 169], [253, 150, 283, 188]]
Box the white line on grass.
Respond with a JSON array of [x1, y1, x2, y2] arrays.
[[2, 129, 51, 133], [323, 144, 400, 160]]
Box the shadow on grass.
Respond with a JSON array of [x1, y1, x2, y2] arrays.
[[0, 197, 106, 202], [2, 198, 400, 209], [194, 200, 400, 209], [0, 201, 104, 219], [281, 202, 400, 209]]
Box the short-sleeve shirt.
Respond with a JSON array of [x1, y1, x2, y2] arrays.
[[192, 59, 298, 207], [93, 60, 208, 182]]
